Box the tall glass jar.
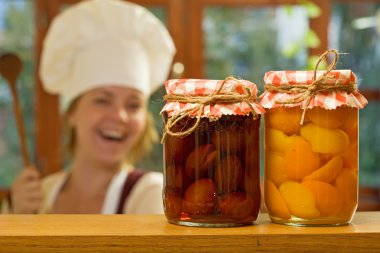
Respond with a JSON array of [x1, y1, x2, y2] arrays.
[[161, 77, 264, 227], [261, 55, 368, 226]]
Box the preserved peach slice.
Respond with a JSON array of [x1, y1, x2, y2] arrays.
[[265, 128, 302, 154], [335, 168, 358, 220], [287, 135, 303, 145], [265, 152, 288, 186], [279, 181, 320, 219], [335, 169, 358, 206], [341, 107, 358, 132], [265, 107, 302, 135], [319, 153, 335, 166], [265, 180, 291, 219], [265, 128, 292, 154], [337, 201, 357, 220], [300, 123, 349, 154], [340, 108, 358, 148], [284, 137, 320, 180], [344, 126, 358, 148], [183, 179, 217, 215], [307, 107, 346, 129], [342, 117, 358, 149], [220, 192, 255, 220], [302, 180, 343, 216], [303, 155, 343, 183], [340, 148, 358, 172]]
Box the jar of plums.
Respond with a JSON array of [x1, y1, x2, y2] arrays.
[[161, 77, 265, 227], [261, 51, 368, 226]]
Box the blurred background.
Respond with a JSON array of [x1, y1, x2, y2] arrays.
[[0, 0, 379, 210]]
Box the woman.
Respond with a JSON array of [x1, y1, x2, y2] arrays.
[[3, 0, 176, 214]]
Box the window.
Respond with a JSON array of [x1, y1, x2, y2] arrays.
[[330, 2, 380, 186], [204, 6, 309, 84]]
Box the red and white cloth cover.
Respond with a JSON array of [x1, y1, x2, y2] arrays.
[[260, 70, 368, 109], [161, 78, 265, 119]]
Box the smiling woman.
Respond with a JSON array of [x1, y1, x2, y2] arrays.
[[1, 0, 176, 214]]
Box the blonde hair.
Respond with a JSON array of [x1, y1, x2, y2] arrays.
[[63, 97, 158, 165], [124, 112, 158, 164]]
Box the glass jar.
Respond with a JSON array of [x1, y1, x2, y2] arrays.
[[261, 66, 368, 226], [161, 78, 264, 227]]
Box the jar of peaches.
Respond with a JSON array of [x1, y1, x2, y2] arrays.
[[261, 52, 368, 226], [161, 77, 265, 227]]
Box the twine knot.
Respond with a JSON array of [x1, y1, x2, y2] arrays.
[[199, 97, 211, 104]]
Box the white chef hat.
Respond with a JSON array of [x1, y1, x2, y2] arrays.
[[39, 0, 176, 107]]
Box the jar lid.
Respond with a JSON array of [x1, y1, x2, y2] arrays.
[[261, 69, 368, 110], [161, 78, 265, 119], [264, 69, 355, 86]]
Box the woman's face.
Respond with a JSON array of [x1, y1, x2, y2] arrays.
[[68, 85, 147, 166]]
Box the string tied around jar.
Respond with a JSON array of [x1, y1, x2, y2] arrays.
[[264, 49, 357, 125], [161, 76, 258, 143]]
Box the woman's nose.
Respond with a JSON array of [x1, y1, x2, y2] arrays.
[[112, 106, 129, 123], [119, 109, 129, 122]]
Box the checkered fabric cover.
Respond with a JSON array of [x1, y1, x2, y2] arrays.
[[260, 70, 368, 109], [161, 79, 265, 119]]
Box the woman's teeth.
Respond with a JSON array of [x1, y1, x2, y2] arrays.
[[99, 129, 125, 141]]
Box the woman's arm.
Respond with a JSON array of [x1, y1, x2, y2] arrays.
[[123, 172, 164, 214]]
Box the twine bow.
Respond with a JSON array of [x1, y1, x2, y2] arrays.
[[265, 49, 357, 125], [161, 76, 258, 143]]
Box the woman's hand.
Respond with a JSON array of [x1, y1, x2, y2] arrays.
[[10, 166, 42, 214]]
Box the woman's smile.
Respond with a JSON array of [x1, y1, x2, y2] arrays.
[[98, 128, 127, 142]]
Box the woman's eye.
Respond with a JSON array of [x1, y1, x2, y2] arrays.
[[94, 97, 110, 105], [126, 102, 142, 111]]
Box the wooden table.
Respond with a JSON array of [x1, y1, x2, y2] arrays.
[[0, 212, 379, 252]]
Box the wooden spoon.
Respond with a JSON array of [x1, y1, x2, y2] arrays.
[[0, 53, 30, 167]]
